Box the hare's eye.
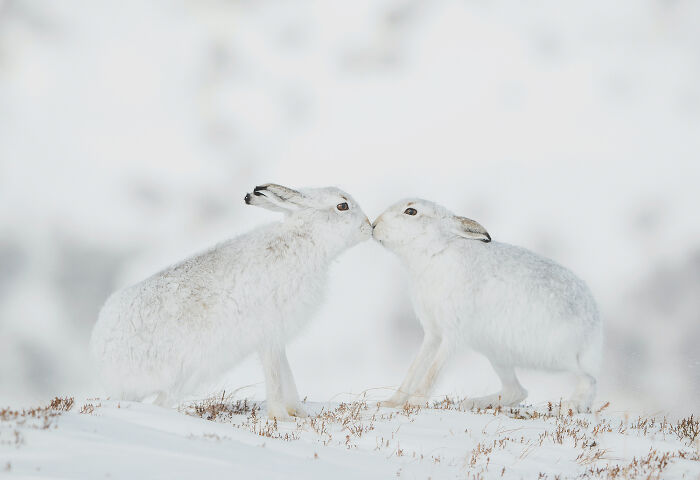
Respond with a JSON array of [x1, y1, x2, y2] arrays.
[[337, 202, 349, 211], [404, 207, 417, 216]]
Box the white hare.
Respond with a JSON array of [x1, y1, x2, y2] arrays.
[[372, 199, 602, 412], [90, 184, 372, 420]]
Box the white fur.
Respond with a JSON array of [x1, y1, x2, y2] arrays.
[[90, 184, 371, 419], [372, 199, 602, 412]]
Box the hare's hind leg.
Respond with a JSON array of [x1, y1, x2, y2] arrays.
[[563, 373, 596, 413], [379, 333, 441, 408], [461, 363, 527, 410], [565, 351, 598, 412], [562, 337, 600, 413]]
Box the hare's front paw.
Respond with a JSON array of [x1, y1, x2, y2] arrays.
[[266, 402, 293, 422], [378, 398, 403, 408], [405, 395, 429, 408], [286, 404, 308, 418]]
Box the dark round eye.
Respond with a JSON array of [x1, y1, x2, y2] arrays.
[[337, 202, 349, 211], [404, 207, 417, 216]]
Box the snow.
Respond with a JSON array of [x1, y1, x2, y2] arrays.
[[1, 396, 699, 479]]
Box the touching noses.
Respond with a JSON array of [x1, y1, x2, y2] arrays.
[[370, 216, 382, 236], [359, 216, 373, 237]]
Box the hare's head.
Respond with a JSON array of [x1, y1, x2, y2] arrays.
[[245, 183, 372, 248], [372, 198, 490, 255]]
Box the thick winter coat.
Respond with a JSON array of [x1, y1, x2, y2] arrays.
[[90, 184, 372, 419], [372, 199, 602, 412]]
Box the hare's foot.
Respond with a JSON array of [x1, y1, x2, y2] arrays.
[[379, 396, 427, 408], [152, 391, 175, 408], [378, 392, 409, 408], [266, 402, 293, 422], [405, 395, 430, 407], [558, 399, 590, 415], [564, 373, 595, 414], [461, 387, 527, 410], [463, 363, 528, 410], [286, 403, 308, 418]]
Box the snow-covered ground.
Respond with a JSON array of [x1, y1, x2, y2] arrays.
[[1, 395, 699, 479]]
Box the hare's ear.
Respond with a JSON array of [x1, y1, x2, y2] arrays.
[[244, 183, 306, 213], [452, 216, 491, 242]]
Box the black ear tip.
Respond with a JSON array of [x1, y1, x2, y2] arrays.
[[253, 185, 267, 193], [482, 233, 491, 243], [244, 193, 252, 204]]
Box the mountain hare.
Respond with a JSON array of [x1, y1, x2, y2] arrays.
[[372, 199, 602, 412], [90, 184, 372, 420]]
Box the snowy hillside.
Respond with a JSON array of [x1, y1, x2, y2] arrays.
[[1, 395, 698, 479]]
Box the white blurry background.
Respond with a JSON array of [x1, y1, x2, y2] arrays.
[[1, 0, 699, 416]]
